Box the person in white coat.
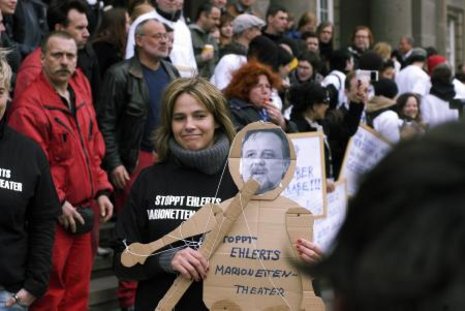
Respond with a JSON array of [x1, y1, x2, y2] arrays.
[[366, 79, 402, 143], [125, 0, 197, 77], [421, 64, 458, 128], [395, 48, 430, 97]]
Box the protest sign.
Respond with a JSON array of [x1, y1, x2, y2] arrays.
[[313, 180, 348, 253], [281, 132, 327, 217], [339, 125, 392, 196]]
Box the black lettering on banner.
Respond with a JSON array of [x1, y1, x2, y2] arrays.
[[233, 285, 285, 296]]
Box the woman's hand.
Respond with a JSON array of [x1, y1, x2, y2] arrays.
[[171, 247, 209, 281], [295, 238, 324, 264], [265, 103, 287, 130], [347, 77, 369, 104]]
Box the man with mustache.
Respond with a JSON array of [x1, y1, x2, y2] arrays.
[[241, 128, 290, 194], [8, 31, 113, 311]]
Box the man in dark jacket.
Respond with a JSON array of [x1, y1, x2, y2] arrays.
[[9, 31, 113, 311], [97, 18, 179, 309]]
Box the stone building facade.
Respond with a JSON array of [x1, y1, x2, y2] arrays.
[[186, 0, 465, 70]]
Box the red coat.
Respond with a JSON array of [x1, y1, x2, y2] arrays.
[[13, 47, 41, 101], [9, 70, 112, 205]]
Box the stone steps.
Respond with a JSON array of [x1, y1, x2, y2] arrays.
[[90, 221, 120, 311]]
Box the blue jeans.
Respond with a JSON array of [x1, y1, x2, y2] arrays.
[[0, 290, 27, 311]]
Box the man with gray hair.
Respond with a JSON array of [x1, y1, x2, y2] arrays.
[[97, 18, 179, 310]]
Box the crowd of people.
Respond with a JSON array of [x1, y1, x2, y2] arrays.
[[1, 0, 465, 310]]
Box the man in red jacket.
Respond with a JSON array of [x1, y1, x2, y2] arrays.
[[8, 30, 113, 311]]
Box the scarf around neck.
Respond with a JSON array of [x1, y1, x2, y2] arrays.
[[168, 133, 230, 175], [430, 81, 456, 102]]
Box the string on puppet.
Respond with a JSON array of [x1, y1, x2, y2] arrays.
[[122, 159, 229, 257]]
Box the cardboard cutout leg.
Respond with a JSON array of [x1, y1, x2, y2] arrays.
[[155, 179, 260, 311], [121, 204, 221, 267], [285, 208, 325, 311]]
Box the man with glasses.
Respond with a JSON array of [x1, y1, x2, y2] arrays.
[[97, 17, 179, 311]]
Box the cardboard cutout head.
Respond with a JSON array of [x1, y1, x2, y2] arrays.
[[228, 122, 296, 200]]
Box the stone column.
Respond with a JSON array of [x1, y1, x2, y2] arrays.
[[370, 0, 412, 47]]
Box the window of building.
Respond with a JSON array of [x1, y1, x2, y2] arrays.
[[317, 0, 334, 22], [447, 8, 464, 73]]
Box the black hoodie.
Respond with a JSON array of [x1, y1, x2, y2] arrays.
[[0, 114, 60, 297]]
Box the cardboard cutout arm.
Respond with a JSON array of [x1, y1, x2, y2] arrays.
[[155, 179, 260, 311], [285, 208, 325, 311], [121, 203, 222, 268]]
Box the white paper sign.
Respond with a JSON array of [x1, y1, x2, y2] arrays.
[[339, 125, 392, 196], [281, 132, 326, 217], [313, 180, 347, 253]]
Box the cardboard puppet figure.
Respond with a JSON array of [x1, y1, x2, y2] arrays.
[[120, 122, 325, 311]]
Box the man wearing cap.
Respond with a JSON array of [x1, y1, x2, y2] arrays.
[[395, 47, 430, 97], [210, 13, 264, 90]]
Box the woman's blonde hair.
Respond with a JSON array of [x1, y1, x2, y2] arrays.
[[0, 49, 12, 92], [154, 77, 236, 161]]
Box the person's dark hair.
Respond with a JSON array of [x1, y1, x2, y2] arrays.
[[41, 30, 76, 53], [329, 48, 352, 72], [288, 81, 329, 119], [298, 50, 321, 73], [277, 46, 293, 67], [242, 128, 290, 162], [247, 35, 279, 72], [425, 46, 438, 57], [195, 2, 216, 22], [431, 63, 452, 85], [359, 51, 384, 71], [47, 0, 89, 31], [92, 7, 128, 55], [311, 121, 465, 311], [266, 4, 287, 18], [301, 31, 318, 41], [395, 92, 422, 122], [382, 59, 395, 71], [316, 21, 333, 38]]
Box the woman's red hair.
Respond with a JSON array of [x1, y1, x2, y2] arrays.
[[223, 60, 282, 102]]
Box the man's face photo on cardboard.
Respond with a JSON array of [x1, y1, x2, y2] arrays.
[[240, 129, 290, 194]]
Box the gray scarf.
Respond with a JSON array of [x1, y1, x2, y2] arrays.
[[168, 133, 229, 175]]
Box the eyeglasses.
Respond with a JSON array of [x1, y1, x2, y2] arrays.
[[138, 32, 169, 40]]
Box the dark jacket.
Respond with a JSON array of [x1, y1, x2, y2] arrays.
[[291, 101, 364, 178], [114, 159, 238, 311], [228, 97, 298, 133], [0, 115, 59, 298], [5, 0, 48, 57], [97, 57, 179, 173], [78, 43, 101, 103]]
